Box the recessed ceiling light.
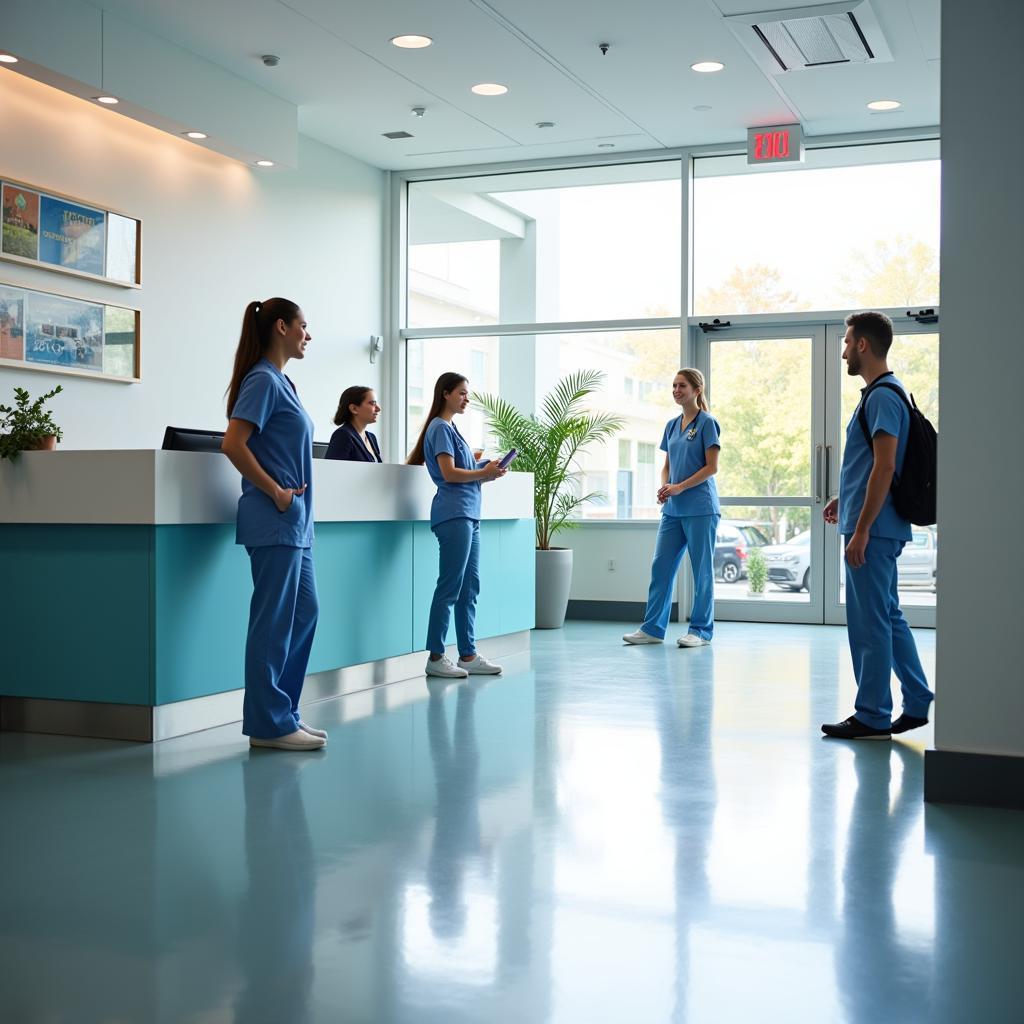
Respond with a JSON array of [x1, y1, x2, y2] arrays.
[[471, 83, 508, 96], [693, 104, 712, 112], [0, 54, 19, 64], [255, 160, 274, 167], [95, 95, 120, 105], [598, 143, 615, 149], [691, 61, 724, 73], [867, 99, 901, 111], [391, 34, 432, 49], [185, 131, 208, 140]]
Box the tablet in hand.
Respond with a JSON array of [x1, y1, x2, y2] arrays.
[[497, 448, 518, 470]]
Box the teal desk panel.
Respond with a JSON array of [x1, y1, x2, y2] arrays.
[[412, 520, 533, 649], [499, 519, 536, 634], [0, 525, 153, 704], [153, 525, 251, 704], [307, 522, 415, 673]]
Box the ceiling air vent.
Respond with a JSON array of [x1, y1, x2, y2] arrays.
[[382, 130, 414, 139], [726, 1, 893, 75]]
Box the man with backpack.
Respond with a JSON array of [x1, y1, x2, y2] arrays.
[[821, 311, 935, 740]]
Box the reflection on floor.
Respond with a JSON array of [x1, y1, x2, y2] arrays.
[[1, 622, 1020, 1023]]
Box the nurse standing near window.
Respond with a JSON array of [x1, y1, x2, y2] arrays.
[[407, 372, 507, 679], [623, 368, 722, 648], [221, 297, 326, 751]]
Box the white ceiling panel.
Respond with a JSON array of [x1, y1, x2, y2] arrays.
[[22, 0, 939, 170]]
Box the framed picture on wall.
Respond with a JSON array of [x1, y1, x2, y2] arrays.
[[1, 176, 141, 287], [0, 281, 140, 382]]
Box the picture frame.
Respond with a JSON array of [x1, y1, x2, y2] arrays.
[[0, 281, 140, 383], [1, 176, 141, 287]]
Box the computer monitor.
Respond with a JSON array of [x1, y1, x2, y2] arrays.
[[162, 426, 224, 453], [162, 426, 330, 458]]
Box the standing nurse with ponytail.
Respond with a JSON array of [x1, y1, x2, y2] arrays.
[[221, 297, 326, 751], [408, 372, 507, 679], [623, 368, 722, 648]]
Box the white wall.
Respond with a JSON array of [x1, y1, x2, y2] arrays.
[[0, 70, 385, 450], [935, 0, 1024, 757], [564, 523, 674, 605]]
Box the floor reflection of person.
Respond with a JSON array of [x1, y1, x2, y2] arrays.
[[652, 672, 717, 1024], [426, 683, 482, 940], [835, 743, 932, 1023], [235, 756, 316, 1024]]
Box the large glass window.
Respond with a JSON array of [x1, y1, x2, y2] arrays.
[[693, 143, 940, 316], [407, 163, 681, 329], [406, 329, 680, 519]]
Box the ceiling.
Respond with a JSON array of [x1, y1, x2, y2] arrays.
[[18, 0, 942, 170]]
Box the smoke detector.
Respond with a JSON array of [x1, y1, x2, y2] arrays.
[[725, 1, 892, 75]]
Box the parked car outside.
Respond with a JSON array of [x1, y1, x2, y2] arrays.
[[763, 527, 938, 592], [715, 520, 771, 583]]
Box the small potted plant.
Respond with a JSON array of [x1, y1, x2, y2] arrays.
[[0, 384, 64, 462], [746, 547, 768, 598]]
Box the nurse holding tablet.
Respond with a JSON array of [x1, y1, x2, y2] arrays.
[[221, 297, 326, 751], [407, 372, 507, 679], [623, 368, 722, 648]]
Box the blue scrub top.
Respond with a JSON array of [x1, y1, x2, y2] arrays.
[[660, 410, 722, 517], [230, 358, 315, 548], [839, 373, 912, 541], [423, 418, 482, 527]]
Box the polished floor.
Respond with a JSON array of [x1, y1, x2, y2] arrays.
[[1, 621, 1022, 1024]]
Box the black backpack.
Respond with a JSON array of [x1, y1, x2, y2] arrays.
[[858, 378, 937, 526]]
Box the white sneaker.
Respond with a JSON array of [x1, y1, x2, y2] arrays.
[[298, 721, 328, 740], [623, 629, 662, 644], [250, 728, 325, 751], [677, 633, 711, 648], [425, 655, 469, 678], [458, 654, 503, 675]]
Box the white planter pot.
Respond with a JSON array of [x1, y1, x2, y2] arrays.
[[746, 589, 766, 599], [535, 547, 573, 629]]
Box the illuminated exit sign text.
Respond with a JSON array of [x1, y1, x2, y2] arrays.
[[747, 124, 804, 165]]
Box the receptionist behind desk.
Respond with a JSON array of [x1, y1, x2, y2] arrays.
[[325, 386, 382, 462]]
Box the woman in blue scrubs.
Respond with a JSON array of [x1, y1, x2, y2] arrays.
[[221, 297, 326, 751], [624, 368, 722, 648], [407, 372, 507, 679], [325, 386, 383, 462]]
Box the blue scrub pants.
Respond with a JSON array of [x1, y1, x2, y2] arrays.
[[844, 535, 933, 729], [641, 514, 719, 640], [243, 545, 319, 738], [427, 517, 480, 658]]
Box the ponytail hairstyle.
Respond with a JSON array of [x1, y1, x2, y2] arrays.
[[406, 372, 468, 465], [677, 367, 709, 412], [333, 385, 373, 426], [225, 297, 301, 417]]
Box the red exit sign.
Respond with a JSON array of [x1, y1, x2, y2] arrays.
[[747, 124, 804, 165]]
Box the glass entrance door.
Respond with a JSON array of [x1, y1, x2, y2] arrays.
[[695, 318, 938, 628], [695, 324, 828, 624]]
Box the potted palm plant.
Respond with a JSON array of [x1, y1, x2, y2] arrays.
[[476, 370, 624, 628], [0, 384, 64, 462]]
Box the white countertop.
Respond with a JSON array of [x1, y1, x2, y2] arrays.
[[0, 450, 534, 525]]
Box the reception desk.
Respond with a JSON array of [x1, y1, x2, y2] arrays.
[[0, 451, 535, 740]]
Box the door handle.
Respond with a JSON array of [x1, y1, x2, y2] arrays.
[[825, 444, 833, 501], [814, 444, 823, 504]]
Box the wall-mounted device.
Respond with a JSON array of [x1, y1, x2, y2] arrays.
[[369, 335, 384, 364]]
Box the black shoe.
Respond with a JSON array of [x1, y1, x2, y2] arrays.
[[891, 713, 929, 734], [821, 716, 892, 740]]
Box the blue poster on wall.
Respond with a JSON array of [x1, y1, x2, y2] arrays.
[[24, 291, 103, 372], [38, 195, 106, 276]]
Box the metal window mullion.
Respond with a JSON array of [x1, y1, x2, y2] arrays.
[[401, 316, 683, 340]]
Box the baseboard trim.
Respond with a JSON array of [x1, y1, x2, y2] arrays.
[[566, 600, 677, 623], [1, 630, 532, 743], [924, 749, 1024, 810]]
